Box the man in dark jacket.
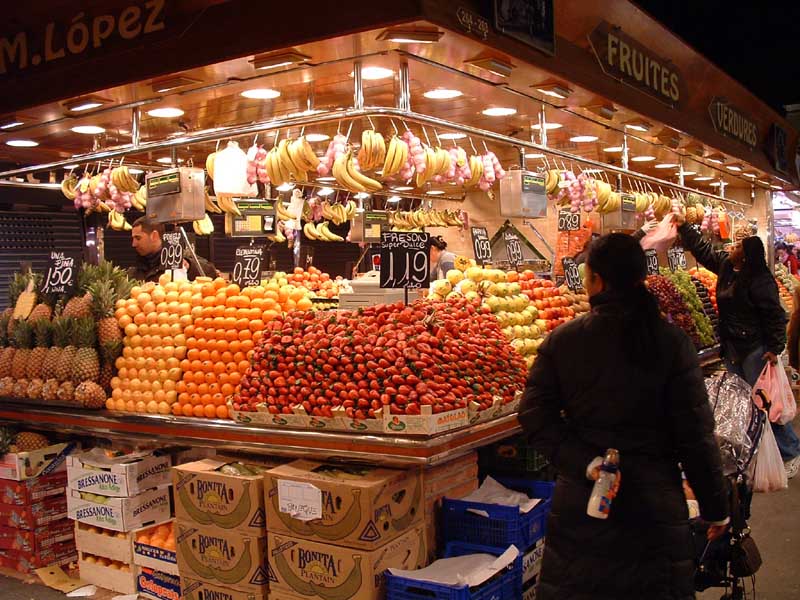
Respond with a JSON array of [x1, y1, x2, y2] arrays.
[[129, 216, 219, 283], [519, 233, 728, 600]]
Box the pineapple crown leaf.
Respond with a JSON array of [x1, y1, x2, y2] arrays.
[[11, 320, 34, 349], [73, 317, 97, 348], [33, 319, 52, 347], [51, 317, 74, 347]]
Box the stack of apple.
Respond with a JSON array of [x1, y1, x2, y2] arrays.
[[263, 267, 343, 299]]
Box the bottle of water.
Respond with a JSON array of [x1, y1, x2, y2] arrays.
[[587, 449, 620, 519]]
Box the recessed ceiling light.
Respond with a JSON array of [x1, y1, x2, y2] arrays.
[[426, 190, 446, 195], [439, 132, 467, 140], [743, 172, 757, 179], [771, 184, 783, 190], [64, 96, 109, 112], [625, 121, 652, 132], [350, 66, 394, 80], [287, 109, 323, 119], [147, 107, 184, 118], [464, 56, 514, 78], [71, 125, 105, 135], [655, 163, 678, 169], [305, 133, 329, 143], [0, 120, 23, 130], [757, 180, 770, 185], [276, 182, 295, 191], [535, 84, 572, 99], [5, 139, 38, 147], [603, 146, 623, 153], [317, 187, 335, 196], [386, 195, 402, 203], [128, 168, 144, 174], [694, 176, 714, 181], [525, 153, 545, 159], [316, 176, 336, 182], [424, 89, 463, 100], [392, 186, 414, 192], [706, 154, 725, 164], [482, 107, 516, 117], [569, 135, 598, 143], [150, 75, 200, 93], [63, 164, 79, 170], [354, 192, 371, 199], [709, 182, 721, 187], [252, 50, 311, 71], [681, 170, 697, 176], [156, 157, 183, 164], [726, 165, 742, 172], [630, 155, 655, 162], [531, 122, 562, 130], [377, 27, 444, 44], [241, 88, 281, 100]]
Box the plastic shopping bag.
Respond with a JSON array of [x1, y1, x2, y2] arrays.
[[753, 411, 788, 492], [639, 214, 677, 253], [752, 362, 794, 423]]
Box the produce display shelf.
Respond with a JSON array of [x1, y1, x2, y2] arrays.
[[698, 345, 721, 366], [0, 402, 520, 466]]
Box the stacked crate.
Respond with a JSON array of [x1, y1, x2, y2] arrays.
[[264, 460, 427, 600], [67, 449, 173, 595]]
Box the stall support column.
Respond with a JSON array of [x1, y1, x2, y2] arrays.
[[353, 61, 364, 111], [622, 134, 629, 171], [131, 108, 141, 148], [398, 61, 411, 112]]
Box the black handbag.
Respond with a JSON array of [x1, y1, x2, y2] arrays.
[[730, 532, 761, 577]]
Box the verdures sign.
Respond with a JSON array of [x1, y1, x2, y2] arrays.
[[589, 20, 682, 107], [709, 98, 759, 149]]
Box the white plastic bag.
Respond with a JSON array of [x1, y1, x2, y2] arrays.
[[753, 411, 788, 493], [777, 365, 798, 424], [752, 362, 796, 424], [639, 214, 677, 253]]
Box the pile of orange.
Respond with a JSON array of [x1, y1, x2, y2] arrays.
[[265, 266, 341, 299], [136, 521, 176, 552]]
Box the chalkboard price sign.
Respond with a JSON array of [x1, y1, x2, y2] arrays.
[[667, 246, 687, 272], [379, 232, 430, 289], [470, 227, 492, 264], [232, 246, 264, 288], [561, 257, 584, 292], [503, 230, 524, 267], [41, 252, 80, 295], [160, 232, 184, 269], [557, 209, 580, 232], [645, 249, 659, 276]]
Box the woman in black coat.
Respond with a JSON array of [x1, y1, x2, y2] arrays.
[[519, 234, 729, 600], [674, 217, 800, 475]]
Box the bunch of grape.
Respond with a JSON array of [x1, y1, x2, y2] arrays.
[[645, 274, 702, 348], [660, 268, 716, 348]]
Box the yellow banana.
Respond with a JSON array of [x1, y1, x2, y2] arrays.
[[345, 200, 356, 219], [357, 130, 372, 170], [61, 175, 78, 200], [204, 190, 221, 213], [303, 222, 320, 240], [297, 137, 320, 170], [275, 201, 293, 221], [319, 221, 344, 242], [205, 152, 217, 179], [216, 194, 241, 216]]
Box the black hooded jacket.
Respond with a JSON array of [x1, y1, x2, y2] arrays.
[[518, 289, 728, 599], [677, 223, 786, 359], [128, 250, 218, 283]]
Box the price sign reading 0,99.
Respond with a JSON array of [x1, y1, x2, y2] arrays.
[[503, 231, 524, 267], [470, 226, 492, 264], [645, 249, 659, 276], [232, 246, 264, 288], [561, 257, 584, 292], [379, 232, 430, 289], [667, 246, 687, 272], [41, 251, 79, 295], [160, 232, 184, 269]]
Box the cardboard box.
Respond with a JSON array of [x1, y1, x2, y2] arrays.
[[181, 578, 268, 600], [0, 495, 67, 529], [67, 449, 172, 497], [134, 520, 178, 575], [265, 461, 422, 550], [523, 538, 545, 586], [0, 518, 73, 553], [176, 522, 269, 594], [74, 522, 134, 563], [382, 406, 469, 435], [174, 460, 266, 535], [0, 539, 77, 573], [68, 485, 172, 532], [0, 472, 67, 504], [268, 525, 426, 600], [0, 442, 76, 481], [78, 551, 137, 595], [138, 566, 182, 600]]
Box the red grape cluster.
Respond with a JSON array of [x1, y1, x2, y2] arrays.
[[645, 275, 702, 348]]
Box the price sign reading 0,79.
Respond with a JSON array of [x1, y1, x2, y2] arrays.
[[41, 251, 79, 295], [379, 232, 430, 289], [232, 246, 264, 288]]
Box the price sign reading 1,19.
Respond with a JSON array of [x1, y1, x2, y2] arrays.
[[667, 246, 687, 272], [41, 251, 79, 295], [645, 249, 659, 276], [160, 232, 183, 270], [379, 232, 430, 289], [232, 246, 264, 288], [503, 231, 524, 267], [470, 226, 492, 264], [557, 209, 580, 232], [561, 257, 584, 292]]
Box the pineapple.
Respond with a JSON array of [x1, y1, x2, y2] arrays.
[[89, 280, 123, 345], [75, 381, 106, 409], [57, 381, 76, 404], [54, 318, 78, 383], [99, 340, 122, 390], [42, 318, 71, 381], [62, 293, 92, 319], [12, 378, 29, 398], [0, 347, 14, 379], [41, 379, 59, 403], [0, 377, 13, 396], [10, 321, 33, 380], [27, 379, 44, 401], [26, 320, 51, 380], [28, 303, 52, 323], [0, 312, 10, 347], [14, 431, 49, 451], [0, 427, 15, 454], [70, 317, 99, 385]]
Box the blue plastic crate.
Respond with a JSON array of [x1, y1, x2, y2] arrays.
[[386, 543, 520, 600], [444, 541, 522, 600], [441, 478, 554, 549]]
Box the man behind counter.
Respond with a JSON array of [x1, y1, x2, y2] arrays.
[[129, 216, 219, 282]]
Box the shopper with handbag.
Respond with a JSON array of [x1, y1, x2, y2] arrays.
[[519, 234, 729, 600]]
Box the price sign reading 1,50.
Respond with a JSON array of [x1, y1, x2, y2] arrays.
[[379, 232, 430, 289], [232, 246, 264, 288], [41, 252, 79, 295], [160, 232, 183, 270]]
